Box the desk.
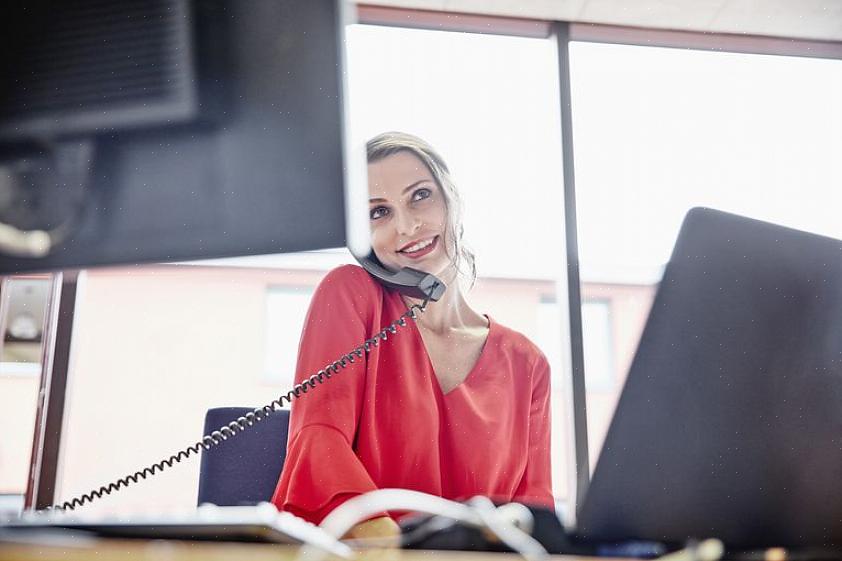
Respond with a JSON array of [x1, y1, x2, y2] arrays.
[[0, 538, 630, 561]]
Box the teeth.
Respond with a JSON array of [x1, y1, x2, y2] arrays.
[[402, 237, 434, 253]]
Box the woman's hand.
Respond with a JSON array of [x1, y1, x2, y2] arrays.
[[344, 516, 401, 547]]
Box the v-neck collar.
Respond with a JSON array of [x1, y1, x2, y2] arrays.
[[411, 313, 494, 397]]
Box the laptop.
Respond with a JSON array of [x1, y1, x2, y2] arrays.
[[576, 207, 842, 549]]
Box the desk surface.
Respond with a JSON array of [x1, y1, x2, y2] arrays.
[[0, 538, 630, 561]]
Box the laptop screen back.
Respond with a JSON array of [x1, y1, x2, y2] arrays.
[[576, 207, 842, 548]]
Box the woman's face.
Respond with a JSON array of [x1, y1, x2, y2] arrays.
[[368, 151, 453, 279]]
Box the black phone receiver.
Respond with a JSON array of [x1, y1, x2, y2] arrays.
[[353, 251, 446, 302]]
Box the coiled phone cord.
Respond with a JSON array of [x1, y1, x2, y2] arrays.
[[52, 298, 431, 511]]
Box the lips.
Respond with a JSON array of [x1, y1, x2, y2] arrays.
[[398, 235, 439, 259]]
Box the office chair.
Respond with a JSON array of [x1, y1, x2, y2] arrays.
[[197, 407, 290, 506]]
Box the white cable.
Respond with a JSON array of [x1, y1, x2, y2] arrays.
[[320, 489, 479, 538], [318, 489, 548, 561], [466, 496, 547, 561]]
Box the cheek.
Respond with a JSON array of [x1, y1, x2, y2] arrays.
[[369, 225, 396, 263], [425, 199, 448, 229], [432, 203, 458, 253]]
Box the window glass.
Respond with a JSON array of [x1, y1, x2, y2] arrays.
[[347, 24, 572, 506], [52, 23, 574, 515], [570, 41, 842, 468]]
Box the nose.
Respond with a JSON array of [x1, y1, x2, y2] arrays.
[[395, 209, 422, 237]]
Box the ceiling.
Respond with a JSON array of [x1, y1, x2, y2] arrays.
[[360, 0, 842, 42]]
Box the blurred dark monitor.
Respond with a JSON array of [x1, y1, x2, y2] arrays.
[[0, 0, 367, 274]]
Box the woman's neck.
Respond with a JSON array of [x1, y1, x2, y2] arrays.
[[401, 272, 487, 335]]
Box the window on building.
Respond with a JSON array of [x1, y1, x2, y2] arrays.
[[581, 299, 614, 393], [263, 287, 314, 387]]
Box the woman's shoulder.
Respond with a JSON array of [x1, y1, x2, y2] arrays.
[[318, 264, 384, 294], [489, 318, 550, 368], [311, 264, 390, 309], [306, 265, 389, 326]]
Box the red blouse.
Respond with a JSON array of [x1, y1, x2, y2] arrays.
[[271, 265, 553, 523]]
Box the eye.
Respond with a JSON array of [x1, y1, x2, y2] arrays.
[[412, 187, 432, 202], [370, 206, 390, 220]]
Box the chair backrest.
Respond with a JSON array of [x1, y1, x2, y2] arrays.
[[197, 407, 290, 506]]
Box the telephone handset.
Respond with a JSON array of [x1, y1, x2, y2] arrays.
[[46, 254, 446, 512], [353, 251, 446, 302]]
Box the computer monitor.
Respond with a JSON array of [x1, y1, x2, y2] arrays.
[[0, 0, 368, 274], [576, 208, 842, 548]]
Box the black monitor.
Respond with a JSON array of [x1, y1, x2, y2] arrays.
[[0, 0, 368, 274]]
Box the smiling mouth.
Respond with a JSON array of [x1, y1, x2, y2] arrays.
[[398, 236, 438, 257]]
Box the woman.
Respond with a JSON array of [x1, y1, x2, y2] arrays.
[[271, 132, 552, 539]]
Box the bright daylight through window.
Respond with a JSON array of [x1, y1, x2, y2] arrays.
[[570, 42, 842, 468]]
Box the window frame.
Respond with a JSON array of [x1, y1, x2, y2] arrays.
[[24, 271, 74, 510]]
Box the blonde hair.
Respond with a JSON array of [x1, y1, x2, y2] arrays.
[[367, 132, 476, 287]]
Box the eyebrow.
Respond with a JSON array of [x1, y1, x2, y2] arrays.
[[369, 180, 431, 204]]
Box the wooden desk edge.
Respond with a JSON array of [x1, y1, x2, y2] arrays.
[[0, 538, 633, 561]]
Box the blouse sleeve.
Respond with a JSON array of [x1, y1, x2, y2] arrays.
[[271, 265, 382, 523], [513, 354, 554, 508]]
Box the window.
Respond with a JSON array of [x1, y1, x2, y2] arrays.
[[570, 41, 842, 468], [0, 277, 52, 376], [347, 21, 573, 505], [47, 19, 574, 514]]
